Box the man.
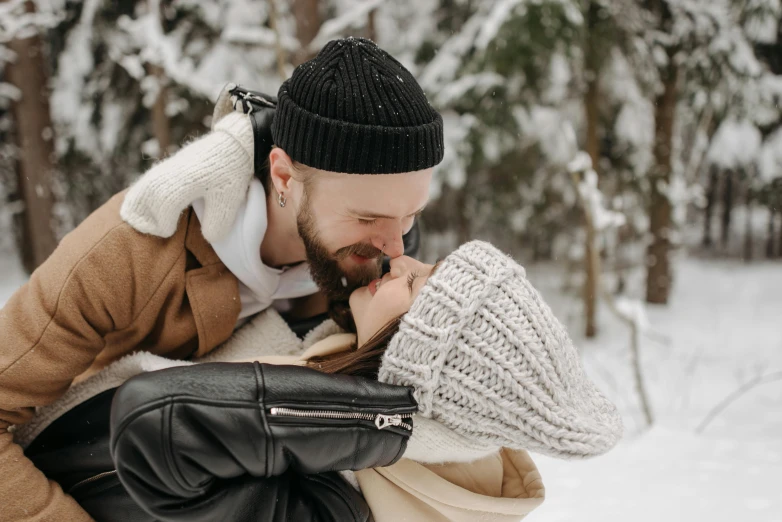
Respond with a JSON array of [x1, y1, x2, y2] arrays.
[[0, 37, 443, 521]]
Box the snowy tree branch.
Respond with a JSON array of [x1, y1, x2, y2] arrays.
[[0, 81, 22, 102], [0, 0, 63, 43], [306, 0, 385, 52], [222, 26, 299, 51], [696, 370, 782, 433]]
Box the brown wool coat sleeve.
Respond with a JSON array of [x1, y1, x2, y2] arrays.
[[0, 192, 220, 521]]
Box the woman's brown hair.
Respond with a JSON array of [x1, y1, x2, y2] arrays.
[[306, 301, 402, 379]]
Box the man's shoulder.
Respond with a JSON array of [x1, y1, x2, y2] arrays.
[[59, 190, 191, 267], [79, 189, 131, 236]]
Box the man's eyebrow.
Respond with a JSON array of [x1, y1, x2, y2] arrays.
[[347, 206, 426, 220]]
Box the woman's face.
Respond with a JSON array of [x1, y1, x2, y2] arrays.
[[349, 256, 437, 346]]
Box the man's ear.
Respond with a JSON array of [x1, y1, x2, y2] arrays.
[[268, 147, 295, 196]]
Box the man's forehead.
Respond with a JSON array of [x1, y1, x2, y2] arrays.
[[309, 169, 432, 216]]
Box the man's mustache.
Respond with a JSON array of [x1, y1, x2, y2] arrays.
[[335, 242, 383, 260]]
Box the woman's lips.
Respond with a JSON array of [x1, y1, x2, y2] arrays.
[[368, 278, 380, 296]]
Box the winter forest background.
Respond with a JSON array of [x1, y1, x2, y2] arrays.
[[1, 0, 781, 520]]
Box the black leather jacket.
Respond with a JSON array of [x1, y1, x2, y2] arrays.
[[26, 363, 415, 521], [109, 363, 417, 521]]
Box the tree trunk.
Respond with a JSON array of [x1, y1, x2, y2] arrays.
[[366, 7, 377, 42], [582, 0, 602, 337], [585, 81, 600, 174], [267, 0, 288, 79], [744, 199, 753, 262], [778, 211, 782, 258], [583, 189, 601, 338], [645, 54, 677, 304], [148, 64, 171, 158], [583, 74, 600, 337], [5, 0, 58, 273], [455, 186, 470, 245], [765, 208, 775, 258], [292, 0, 322, 66], [721, 170, 734, 249], [703, 165, 718, 247]]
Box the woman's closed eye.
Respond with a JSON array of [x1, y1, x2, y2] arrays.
[[406, 272, 420, 294], [358, 218, 377, 226]]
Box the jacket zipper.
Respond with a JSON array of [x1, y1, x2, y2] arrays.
[[269, 407, 413, 431], [68, 470, 117, 495]]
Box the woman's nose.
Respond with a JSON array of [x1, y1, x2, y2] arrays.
[[388, 256, 413, 279]]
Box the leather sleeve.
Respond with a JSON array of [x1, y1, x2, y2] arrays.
[[110, 363, 417, 521]]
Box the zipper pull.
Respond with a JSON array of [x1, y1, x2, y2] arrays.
[[375, 413, 403, 430]]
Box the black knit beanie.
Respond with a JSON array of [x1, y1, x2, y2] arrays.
[[271, 37, 444, 174]]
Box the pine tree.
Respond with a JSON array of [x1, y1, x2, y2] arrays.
[[1, 0, 59, 271]]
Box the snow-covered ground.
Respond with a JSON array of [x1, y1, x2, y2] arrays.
[[1, 250, 779, 521], [534, 426, 781, 521], [531, 258, 782, 522]]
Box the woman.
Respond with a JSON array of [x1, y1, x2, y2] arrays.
[[20, 241, 621, 521], [109, 241, 623, 521]]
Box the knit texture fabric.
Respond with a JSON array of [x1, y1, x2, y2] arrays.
[[272, 37, 444, 174], [402, 415, 501, 464], [121, 111, 254, 243], [378, 241, 623, 460]]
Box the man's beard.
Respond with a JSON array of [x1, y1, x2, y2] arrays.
[[297, 193, 382, 301]]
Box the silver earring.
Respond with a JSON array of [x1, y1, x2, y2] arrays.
[[278, 193, 286, 208]]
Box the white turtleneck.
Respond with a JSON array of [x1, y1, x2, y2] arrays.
[[192, 178, 318, 321]]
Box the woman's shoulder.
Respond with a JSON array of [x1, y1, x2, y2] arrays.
[[301, 333, 357, 359]]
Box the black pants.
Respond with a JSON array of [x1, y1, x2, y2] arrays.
[[26, 388, 155, 522]]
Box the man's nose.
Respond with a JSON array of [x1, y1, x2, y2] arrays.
[[371, 223, 405, 258], [383, 236, 405, 258]]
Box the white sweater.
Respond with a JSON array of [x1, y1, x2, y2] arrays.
[[121, 111, 256, 243], [121, 109, 318, 319]]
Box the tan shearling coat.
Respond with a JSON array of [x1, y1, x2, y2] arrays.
[[0, 191, 241, 521]]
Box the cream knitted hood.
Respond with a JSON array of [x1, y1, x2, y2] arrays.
[[379, 241, 624, 461]]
